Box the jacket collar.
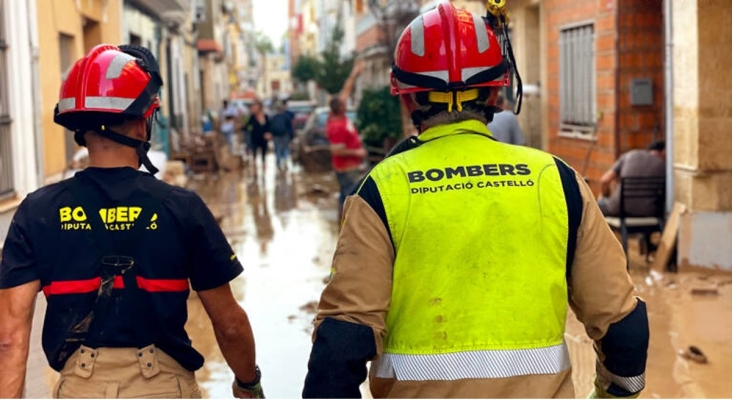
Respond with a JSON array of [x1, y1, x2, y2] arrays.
[[419, 120, 494, 142]]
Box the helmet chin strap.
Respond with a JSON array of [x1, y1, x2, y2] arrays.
[[87, 125, 159, 176]]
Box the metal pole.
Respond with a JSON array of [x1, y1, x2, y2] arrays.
[[663, 0, 674, 213]]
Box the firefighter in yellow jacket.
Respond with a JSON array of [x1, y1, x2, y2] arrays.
[[303, 3, 648, 398]]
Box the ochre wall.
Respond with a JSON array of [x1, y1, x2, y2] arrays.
[[37, 0, 121, 179]]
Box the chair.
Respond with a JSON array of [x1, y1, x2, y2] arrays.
[[605, 177, 666, 263]]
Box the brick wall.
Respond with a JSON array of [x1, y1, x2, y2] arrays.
[[356, 23, 382, 52], [545, 0, 618, 193], [616, 0, 665, 153], [545, 0, 664, 194]]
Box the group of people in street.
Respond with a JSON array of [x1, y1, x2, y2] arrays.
[[0, 3, 652, 400], [216, 97, 296, 174]]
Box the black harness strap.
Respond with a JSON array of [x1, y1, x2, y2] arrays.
[[62, 176, 173, 348]]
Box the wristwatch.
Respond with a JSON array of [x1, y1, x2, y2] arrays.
[[236, 365, 261, 389]]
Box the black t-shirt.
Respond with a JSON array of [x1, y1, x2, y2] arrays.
[[0, 167, 243, 371], [243, 114, 270, 144]]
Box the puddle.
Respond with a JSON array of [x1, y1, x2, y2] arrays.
[[186, 157, 339, 398]]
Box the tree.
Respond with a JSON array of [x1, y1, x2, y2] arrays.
[[291, 54, 319, 84], [313, 23, 354, 95], [356, 86, 403, 148]]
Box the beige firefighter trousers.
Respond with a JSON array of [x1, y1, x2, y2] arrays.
[[53, 344, 202, 398]]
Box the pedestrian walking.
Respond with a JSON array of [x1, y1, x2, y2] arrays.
[[269, 101, 294, 170], [243, 99, 272, 174], [0, 45, 264, 399], [302, 4, 648, 399], [326, 61, 367, 219], [220, 99, 240, 153]]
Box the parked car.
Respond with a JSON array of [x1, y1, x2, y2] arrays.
[[287, 100, 317, 131], [292, 106, 358, 172]]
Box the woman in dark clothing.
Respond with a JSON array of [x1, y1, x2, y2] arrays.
[[243, 100, 272, 172]]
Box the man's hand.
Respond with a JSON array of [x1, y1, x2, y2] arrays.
[[232, 378, 265, 399], [0, 280, 40, 398], [354, 147, 368, 159]]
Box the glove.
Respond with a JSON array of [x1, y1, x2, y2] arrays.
[[588, 377, 640, 399], [232, 366, 265, 399]]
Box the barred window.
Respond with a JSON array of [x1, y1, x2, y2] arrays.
[[559, 23, 596, 136], [0, 0, 15, 197]]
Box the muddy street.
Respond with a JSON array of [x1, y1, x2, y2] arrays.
[[21, 155, 732, 398], [185, 158, 342, 398]]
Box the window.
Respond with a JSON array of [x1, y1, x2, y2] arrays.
[[559, 24, 595, 135], [129, 33, 142, 46], [0, 0, 14, 197]]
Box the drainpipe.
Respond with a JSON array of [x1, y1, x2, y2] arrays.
[[27, 0, 44, 189], [663, 0, 674, 213]]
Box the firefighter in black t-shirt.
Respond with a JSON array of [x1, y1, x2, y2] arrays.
[[0, 45, 264, 398]]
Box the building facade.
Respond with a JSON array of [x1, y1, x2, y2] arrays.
[[671, 0, 732, 271], [0, 0, 42, 243], [36, 0, 123, 182], [257, 53, 293, 100], [197, 0, 230, 112], [122, 0, 195, 156]]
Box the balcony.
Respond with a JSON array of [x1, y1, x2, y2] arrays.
[[126, 0, 191, 25]]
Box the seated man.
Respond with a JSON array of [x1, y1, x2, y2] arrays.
[[598, 140, 666, 217]]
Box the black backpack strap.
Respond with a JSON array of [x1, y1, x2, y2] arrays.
[[553, 158, 583, 282], [61, 176, 173, 347]]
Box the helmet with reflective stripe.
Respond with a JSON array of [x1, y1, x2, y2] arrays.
[[54, 44, 163, 174], [391, 2, 509, 96]]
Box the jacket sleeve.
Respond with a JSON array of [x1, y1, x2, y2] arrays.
[[568, 172, 649, 398], [303, 178, 395, 398]]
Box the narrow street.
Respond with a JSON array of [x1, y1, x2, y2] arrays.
[[184, 157, 342, 398], [24, 154, 732, 398]]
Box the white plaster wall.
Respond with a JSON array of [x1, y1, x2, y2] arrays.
[[680, 212, 732, 272], [123, 4, 160, 58], [0, 0, 40, 242]]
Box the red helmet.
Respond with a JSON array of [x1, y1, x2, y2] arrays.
[[391, 2, 509, 96], [54, 44, 164, 174], [55, 44, 161, 132]]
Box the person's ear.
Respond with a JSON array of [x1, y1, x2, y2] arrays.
[[401, 94, 417, 114], [134, 118, 148, 141], [485, 88, 500, 107]]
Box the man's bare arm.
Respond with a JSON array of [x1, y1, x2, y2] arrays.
[[330, 143, 367, 158], [338, 60, 365, 105], [198, 283, 257, 383], [599, 169, 618, 197], [0, 280, 40, 398]]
